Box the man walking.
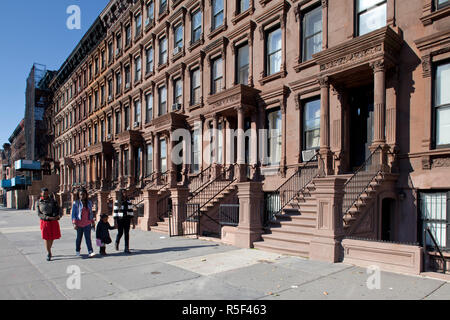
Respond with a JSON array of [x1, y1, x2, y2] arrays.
[[113, 189, 135, 253]]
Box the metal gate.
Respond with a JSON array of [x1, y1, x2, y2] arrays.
[[169, 203, 200, 237]]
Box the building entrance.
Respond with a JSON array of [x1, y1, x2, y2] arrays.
[[349, 86, 374, 170]]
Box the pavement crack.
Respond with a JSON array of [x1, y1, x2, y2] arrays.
[[421, 281, 446, 300]]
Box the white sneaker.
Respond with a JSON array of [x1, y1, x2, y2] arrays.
[[76, 252, 81, 257], [88, 252, 96, 258]]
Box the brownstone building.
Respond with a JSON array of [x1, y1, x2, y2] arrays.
[[46, 0, 450, 274]]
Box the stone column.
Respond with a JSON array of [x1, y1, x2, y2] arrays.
[[370, 60, 388, 170], [154, 133, 161, 184], [140, 189, 159, 231], [371, 60, 386, 145], [322, 0, 328, 50], [236, 106, 247, 182], [97, 191, 110, 220], [309, 177, 346, 263], [250, 112, 258, 180], [319, 76, 333, 175], [212, 114, 221, 178], [168, 132, 178, 188], [248, 34, 254, 87], [129, 144, 135, 186], [119, 147, 124, 186], [222, 182, 264, 248], [170, 187, 190, 236]]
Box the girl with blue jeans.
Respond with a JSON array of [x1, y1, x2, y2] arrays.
[[71, 188, 96, 257]]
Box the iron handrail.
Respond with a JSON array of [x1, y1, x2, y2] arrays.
[[426, 227, 448, 274], [342, 145, 383, 216], [265, 152, 321, 221], [188, 165, 212, 195], [188, 166, 234, 208]]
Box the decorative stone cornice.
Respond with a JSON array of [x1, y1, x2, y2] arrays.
[[313, 26, 403, 76]]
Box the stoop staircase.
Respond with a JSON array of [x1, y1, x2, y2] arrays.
[[253, 156, 322, 258], [254, 182, 317, 258]]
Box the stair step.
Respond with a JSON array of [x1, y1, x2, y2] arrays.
[[253, 240, 309, 258], [275, 213, 316, 223], [268, 225, 315, 237], [272, 219, 316, 229], [262, 231, 311, 244]]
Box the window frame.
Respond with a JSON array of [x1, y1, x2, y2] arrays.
[[212, 0, 224, 31], [265, 25, 282, 77], [236, 42, 249, 85], [211, 56, 223, 94], [301, 5, 323, 62], [355, 0, 387, 37], [302, 97, 321, 152], [191, 9, 202, 44], [190, 68, 201, 106], [433, 60, 450, 149], [158, 85, 167, 116]]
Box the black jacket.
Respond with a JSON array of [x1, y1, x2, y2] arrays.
[[37, 198, 61, 221], [96, 220, 114, 242]]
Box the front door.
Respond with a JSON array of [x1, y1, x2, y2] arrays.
[[349, 86, 374, 170]]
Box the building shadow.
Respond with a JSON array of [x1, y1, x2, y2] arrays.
[[95, 244, 221, 258]]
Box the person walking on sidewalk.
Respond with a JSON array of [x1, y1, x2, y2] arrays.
[[37, 188, 62, 261], [113, 189, 136, 254], [72, 188, 96, 258], [96, 214, 116, 255]]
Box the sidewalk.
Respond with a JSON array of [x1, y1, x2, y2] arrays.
[[0, 207, 449, 300]]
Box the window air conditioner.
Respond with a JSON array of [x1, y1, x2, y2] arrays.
[[172, 103, 181, 111], [302, 149, 317, 162]]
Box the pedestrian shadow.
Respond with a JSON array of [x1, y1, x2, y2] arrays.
[[97, 244, 221, 258]]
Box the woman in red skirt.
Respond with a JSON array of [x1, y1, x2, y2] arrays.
[[37, 188, 62, 261]]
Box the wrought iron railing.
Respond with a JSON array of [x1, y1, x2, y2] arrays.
[[219, 204, 240, 226], [157, 193, 171, 219], [188, 165, 212, 195], [426, 227, 449, 274], [264, 153, 321, 225], [169, 203, 200, 237], [187, 166, 236, 210], [342, 145, 383, 217]]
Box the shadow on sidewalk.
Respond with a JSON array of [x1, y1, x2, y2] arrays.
[[96, 244, 221, 258]]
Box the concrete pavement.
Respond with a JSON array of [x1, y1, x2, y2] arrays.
[[0, 206, 449, 300]]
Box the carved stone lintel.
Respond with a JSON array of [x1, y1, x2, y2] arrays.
[[422, 155, 431, 170]]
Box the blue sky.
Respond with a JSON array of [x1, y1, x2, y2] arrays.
[[0, 0, 109, 146]]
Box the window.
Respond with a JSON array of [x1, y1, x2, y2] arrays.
[[113, 152, 119, 179], [89, 64, 93, 81], [101, 85, 106, 104], [94, 90, 99, 109], [95, 58, 99, 75], [146, 1, 154, 23], [192, 10, 202, 43], [160, 0, 167, 15], [146, 144, 153, 176], [145, 92, 153, 123], [302, 6, 322, 61], [115, 111, 121, 134], [420, 192, 449, 250], [101, 120, 105, 142], [108, 42, 113, 63], [356, 0, 387, 36], [212, 0, 224, 30], [124, 106, 130, 130], [107, 116, 112, 136], [158, 85, 167, 115], [135, 56, 142, 82], [174, 24, 183, 51], [101, 50, 106, 69], [267, 109, 282, 165], [303, 98, 321, 150], [237, 0, 250, 14], [266, 27, 282, 76], [125, 65, 131, 88], [160, 138, 167, 173], [212, 57, 223, 94], [116, 33, 122, 52], [116, 71, 122, 94], [191, 68, 201, 105], [146, 47, 154, 74], [159, 36, 168, 65], [434, 62, 450, 147], [174, 78, 183, 108], [236, 44, 249, 85], [191, 128, 201, 173], [124, 149, 129, 176], [135, 13, 142, 37], [88, 95, 92, 113], [134, 100, 141, 125], [436, 0, 450, 10], [108, 79, 113, 99], [125, 24, 132, 46], [94, 124, 98, 144]]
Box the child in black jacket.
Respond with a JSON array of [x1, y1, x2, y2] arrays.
[[96, 214, 116, 255]]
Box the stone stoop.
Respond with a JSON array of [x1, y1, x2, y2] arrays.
[[151, 217, 170, 234], [253, 185, 317, 258]]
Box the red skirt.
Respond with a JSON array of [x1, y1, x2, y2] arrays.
[[40, 219, 61, 241]]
